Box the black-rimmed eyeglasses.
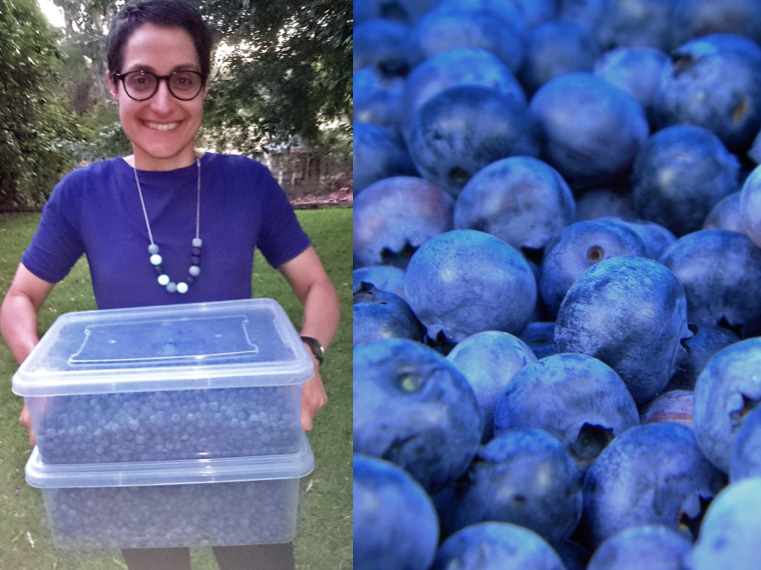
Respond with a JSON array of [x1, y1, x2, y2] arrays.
[[112, 70, 206, 101]]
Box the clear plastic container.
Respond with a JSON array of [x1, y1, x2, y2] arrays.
[[25, 431, 314, 548], [12, 299, 314, 463]]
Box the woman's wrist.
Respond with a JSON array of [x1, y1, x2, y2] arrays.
[[300, 336, 324, 365]]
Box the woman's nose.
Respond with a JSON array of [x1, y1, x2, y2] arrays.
[[149, 78, 175, 112]]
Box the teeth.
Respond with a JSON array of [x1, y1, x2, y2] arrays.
[[146, 122, 178, 131]]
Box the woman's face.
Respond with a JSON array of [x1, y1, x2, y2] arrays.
[[108, 23, 206, 171]]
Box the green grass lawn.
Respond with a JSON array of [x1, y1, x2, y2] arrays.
[[0, 208, 352, 570]]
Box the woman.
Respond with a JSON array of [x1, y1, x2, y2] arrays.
[[0, 0, 340, 568]]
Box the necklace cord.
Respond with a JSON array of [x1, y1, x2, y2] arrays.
[[133, 165, 155, 246], [132, 158, 202, 244], [195, 158, 201, 239]]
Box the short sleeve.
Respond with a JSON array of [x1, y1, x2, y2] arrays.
[[255, 168, 312, 268], [21, 173, 86, 283]]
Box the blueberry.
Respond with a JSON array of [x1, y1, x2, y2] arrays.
[[353, 176, 453, 268], [407, 85, 540, 197], [640, 389, 695, 430], [669, 323, 740, 390], [493, 353, 639, 473], [354, 0, 440, 26], [729, 404, 761, 482], [353, 265, 407, 300], [444, 428, 583, 545], [354, 18, 415, 77], [740, 163, 761, 249], [554, 256, 690, 405], [581, 422, 726, 549], [685, 477, 761, 570], [404, 230, 537, 343], [659, 229, 761, 330], [353, 122, 419, 196], [703, 190, 746, 234], [398, 46, 526, 143], [631, 125, 740, 236], [35, 385, 301, 463], [653, 43, 761, 152], [353, 454, 439, 570], [353, 283, 423, 346], [446, 330, 537, 442], [409, 5, 527, 73], [598, 216, 677, 260], [671, 0, 761, 48], [593, 46, 670, 125], [520, 19, 603, 96], [453, 156, 576, 254], [353, 339, 482, 493], [431, 522, 566, 570], [693, 337, 761, 473], [574, 189, 637, 222], [586, 524, 692, 570], [529, 72, 649, 191], [539, 218, 647, 317], [557, 0, 605, 32], [595, 0, 675, 50], [354, 67, 405, 129], [554, 539, 591, 570]]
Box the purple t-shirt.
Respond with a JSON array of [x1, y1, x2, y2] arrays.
[[22, 153, 311, 309]]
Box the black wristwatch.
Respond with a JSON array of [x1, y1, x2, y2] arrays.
[[300, 336, 325, 365]]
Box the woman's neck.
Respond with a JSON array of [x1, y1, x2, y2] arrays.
[[126, 147, 202, 171]]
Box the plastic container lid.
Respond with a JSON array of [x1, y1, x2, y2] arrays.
[[26, 432, 314, 488], [12, 299, 314, 396]]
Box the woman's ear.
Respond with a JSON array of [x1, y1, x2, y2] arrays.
[[107, 72, 118, 100]]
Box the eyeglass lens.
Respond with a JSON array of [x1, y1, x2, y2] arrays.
[[122, 71, 204, 100]]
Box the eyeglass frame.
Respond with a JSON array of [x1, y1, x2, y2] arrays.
[[111, 69, 207, 101]]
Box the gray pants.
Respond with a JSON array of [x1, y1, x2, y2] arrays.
[[121, 543, 295, 570]]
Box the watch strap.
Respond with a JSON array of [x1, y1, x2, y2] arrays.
[[300, 336, 325, 365]]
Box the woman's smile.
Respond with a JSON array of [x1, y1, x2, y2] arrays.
[[143, 120, 181, 132]]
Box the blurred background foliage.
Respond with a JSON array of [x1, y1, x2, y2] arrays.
[[0, 0, 353, 208]]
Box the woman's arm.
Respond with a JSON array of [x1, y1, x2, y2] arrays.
[[1, 263, 55, 445], [278, 246, 340, 431]]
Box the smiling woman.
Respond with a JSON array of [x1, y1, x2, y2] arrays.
[[0, 0, 340, 569], [108, 23, 209, 171]]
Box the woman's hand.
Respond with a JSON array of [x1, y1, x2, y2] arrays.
[[1, 263, 55, 448], [301, 364, 328, 431], [279, 248, 340, 432], [19, 402, 36, 446]]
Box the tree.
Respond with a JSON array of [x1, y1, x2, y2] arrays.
[[0, 0, 83, 207], [53, 0, 118, 111], [197, 0, 353, 155]]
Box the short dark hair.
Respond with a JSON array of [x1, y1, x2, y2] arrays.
[[107, 0, 213, 79]]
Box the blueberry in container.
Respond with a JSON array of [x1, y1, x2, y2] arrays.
[[12, 299, 314, 464], [25, 431, 314, 549]]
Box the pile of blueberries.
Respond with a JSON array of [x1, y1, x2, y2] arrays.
[[36, 386, 301, 463], [48, 479, 295, 548], [354, 0, 761, 569]]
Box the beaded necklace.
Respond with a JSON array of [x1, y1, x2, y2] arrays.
[[132, 158, 202, 294]]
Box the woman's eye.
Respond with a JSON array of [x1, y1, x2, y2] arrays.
[[174, 74, 196, 88], [127, 75, 153, 89]]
